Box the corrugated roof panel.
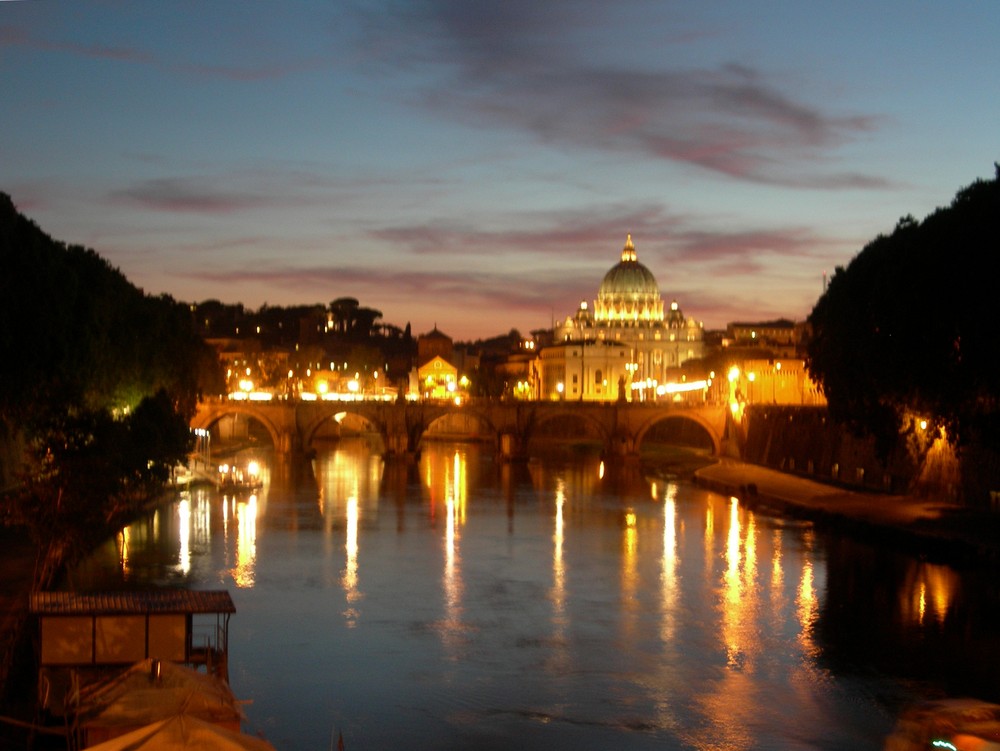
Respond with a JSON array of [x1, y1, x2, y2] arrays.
[[29, 590, 235, 616]]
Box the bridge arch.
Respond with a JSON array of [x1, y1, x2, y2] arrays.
[[423, 407, 500, 446], [191, 403, 284, 453], [300, 408, 385, 453], [525, 407, 614, 455], [634, 412, 721, 456]]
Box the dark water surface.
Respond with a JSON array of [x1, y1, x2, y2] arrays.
[[69, 441, 1000, 750]]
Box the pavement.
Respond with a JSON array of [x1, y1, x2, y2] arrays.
[[694, 458, 1000, 567]]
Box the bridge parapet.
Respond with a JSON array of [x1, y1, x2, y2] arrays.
[[192, 398, 734, 462]]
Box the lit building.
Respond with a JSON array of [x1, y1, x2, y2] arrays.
[[409, 327, 471, 400], [539, 235, 705, 401], [415, 355, 460, 399], [725, 319, 808, 358]]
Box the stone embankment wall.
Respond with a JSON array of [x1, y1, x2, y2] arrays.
[[741, 405, 983, 504]]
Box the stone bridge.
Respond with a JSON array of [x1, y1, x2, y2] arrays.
[[191, 398, 739, 462]]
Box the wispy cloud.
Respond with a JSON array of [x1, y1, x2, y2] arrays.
[[110, 178, 279, 214], [0, 20, 327, 81], [0, 23, 154, 63], [358, 3, 889, 188]]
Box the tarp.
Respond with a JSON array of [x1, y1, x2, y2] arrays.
[[83, 715, 276, 751], [74, 659, 245, 745]]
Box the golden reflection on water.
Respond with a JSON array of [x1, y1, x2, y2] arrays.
[[312, 441, 386, 624], [342, 495, 361, 627], [117, 526, 131, 575], [903, 561, 956, 626], [771, 529, 784, 610], [661, 483, 679, 646], [422, 449, 470, 653], [230, 494, 258, 588], [551, 479, 566, 623], [793, 529, 820, 664], [178, 498, 191, 575], [721, 498, 760, 671], [546, 478, 569, 674]]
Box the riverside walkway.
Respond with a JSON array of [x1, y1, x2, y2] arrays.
[[695, 459, 1000, 566]]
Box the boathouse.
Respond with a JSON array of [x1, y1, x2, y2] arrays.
[[29, 590, 235, 714]]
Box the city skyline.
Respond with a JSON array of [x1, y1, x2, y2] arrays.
[[3, 2, 998, 340]]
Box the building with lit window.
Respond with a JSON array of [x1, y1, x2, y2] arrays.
[[539, 234, 705, 401]]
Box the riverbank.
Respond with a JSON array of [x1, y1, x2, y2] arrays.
[[0, 524, 42, 746], [694, 458, 1000, 567]]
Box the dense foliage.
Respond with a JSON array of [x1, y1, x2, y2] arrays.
[[0, 193, 219, 571], [806, 167, 1000, 456]]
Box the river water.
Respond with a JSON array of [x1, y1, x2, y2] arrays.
[[68, 440, 1000, 750]]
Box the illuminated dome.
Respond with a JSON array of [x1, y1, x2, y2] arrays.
[[594, 235, 664, 323]]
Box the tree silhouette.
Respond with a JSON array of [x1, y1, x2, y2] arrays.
[[807, 166, 1000, 459]]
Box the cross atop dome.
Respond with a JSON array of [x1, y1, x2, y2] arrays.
[[621, 233, 637, 263]]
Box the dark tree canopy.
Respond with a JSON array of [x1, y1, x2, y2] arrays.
[[806, 166, 1000, 452], [0, 193, 217, 568], [0, 193, 217, 422]]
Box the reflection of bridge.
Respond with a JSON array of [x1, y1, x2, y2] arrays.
[[192, 398, 739, 462]]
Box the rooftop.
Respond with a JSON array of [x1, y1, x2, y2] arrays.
[[29, 590, 236, 616]]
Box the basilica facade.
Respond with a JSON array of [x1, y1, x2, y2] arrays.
[[536, 235, 704, 401]]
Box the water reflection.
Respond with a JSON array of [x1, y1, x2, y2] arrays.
[[68, 442, 1000, 750], [547, 478, 569, 674], [342, 495, 360, 626], [797, 530, 820, 661], [902, 561, 956, 626], [660, 483, 678, 646], [428, 448, 469, 655], [227, 494, 258, 588]]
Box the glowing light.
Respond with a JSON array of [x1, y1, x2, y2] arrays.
[[552, 480, 566, 636], [247, 460, 260, 478], [660, 379, 709, 394], [342, 495, 360, 627], [178, 498, 191, 575], [231, 494, 258, 588]]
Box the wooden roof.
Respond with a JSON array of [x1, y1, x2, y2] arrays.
[[29, 590, 235, 616]]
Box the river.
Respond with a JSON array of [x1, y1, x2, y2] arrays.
[[67, 440, 1000, 750]]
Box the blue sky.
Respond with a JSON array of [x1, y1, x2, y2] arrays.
[[3, 1, 998, 340]]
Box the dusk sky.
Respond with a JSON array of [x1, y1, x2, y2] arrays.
[[4, 2, 998, 341]]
